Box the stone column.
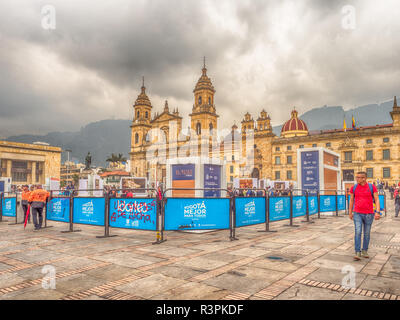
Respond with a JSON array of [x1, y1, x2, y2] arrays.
[[32, 162, 36, 184], [6, 160, 11, 178]]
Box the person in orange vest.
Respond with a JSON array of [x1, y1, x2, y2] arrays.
[[28, 184, 50, 230], [21, 185, 31, 224]]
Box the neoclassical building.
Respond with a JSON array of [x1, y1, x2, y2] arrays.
[[130, 64, 400, 186]]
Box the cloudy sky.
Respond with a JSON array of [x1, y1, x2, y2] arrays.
[[0, 0, 399, 138]]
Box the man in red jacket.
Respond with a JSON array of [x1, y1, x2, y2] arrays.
[[348, 172, 380, 261]]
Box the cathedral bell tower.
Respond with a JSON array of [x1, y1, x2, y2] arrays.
[[190, 58, 218, 136]]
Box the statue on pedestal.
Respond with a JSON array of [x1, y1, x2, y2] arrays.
[[85, 152, 92, 170]]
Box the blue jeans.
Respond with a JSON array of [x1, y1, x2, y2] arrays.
[[353, 212, 374, 252]]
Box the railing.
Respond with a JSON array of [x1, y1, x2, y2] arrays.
[[0, 188, 387, 244]]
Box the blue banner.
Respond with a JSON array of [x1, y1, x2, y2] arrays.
[[301, 151, 319, 195], [347, 195, 385, 212], [109, 198, 157, 231], [292, 196, 306, 217], [47, 197, 70, 222], [172, 164, 195, 180], [269, 197, 290, 221], [164, 198, 230, 230], [337, 195, 346, 211], [308, 196, 318, 215], [2, 197, 16, 217], [379, 195, 385, 211], [73, 197, 105, 226], [235, 197, 266, 227], [204, 164, 221, 198], [320, 195, 336, 212]]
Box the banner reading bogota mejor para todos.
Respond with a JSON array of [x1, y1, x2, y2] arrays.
[[164, 198, 230, 230], [2, 197, 16, 217]]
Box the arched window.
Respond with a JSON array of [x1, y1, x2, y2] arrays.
[[198, 96, 202, 105], [137, 111, 140, 119], [196, 123, 201, 135], [145, 111, 148, 119], [208, 97, 211, 105], [209, 123, 213, 134], [135, 133, 139, 144]]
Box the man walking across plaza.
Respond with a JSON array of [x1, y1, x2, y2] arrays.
[[28, 184, 50, 231], [349, 172, 380, 261]]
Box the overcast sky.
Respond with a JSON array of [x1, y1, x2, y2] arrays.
[[0, 0, 399, 138]]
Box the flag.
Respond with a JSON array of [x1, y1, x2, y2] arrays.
[[24, 205, 30, 229], [352, 115, 356, 129], [343, 118, 347, 132]]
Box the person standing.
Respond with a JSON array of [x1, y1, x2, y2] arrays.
[[28, 184, 50, 231], [394, 186, 400, 218], [348, 172, 380, 261], [21, 185, 31, 223]]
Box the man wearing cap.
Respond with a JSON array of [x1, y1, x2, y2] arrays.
[[28, 185, 50, 230]]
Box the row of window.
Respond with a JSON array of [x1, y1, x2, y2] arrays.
[[274, 171, 293, 180], [366, 167, 391, 178], [275, 138, 390, 152], [275, 156, 293, 165], [344, 149, 391, 162]]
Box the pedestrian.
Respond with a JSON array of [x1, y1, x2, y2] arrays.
[[28, 184, 50, 231], [348, 172, 380, 261], [394, 186, 400, 218], [21, 185, 31, 224]]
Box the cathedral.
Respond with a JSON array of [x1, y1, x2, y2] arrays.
[[130, 62, 400, 186]]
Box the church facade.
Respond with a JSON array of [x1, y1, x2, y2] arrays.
[[130, 64, 400, 186]]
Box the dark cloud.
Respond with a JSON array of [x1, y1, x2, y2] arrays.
[[0, 0, 399, 137]]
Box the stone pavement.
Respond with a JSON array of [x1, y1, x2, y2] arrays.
[[0, 202, 400, 300]]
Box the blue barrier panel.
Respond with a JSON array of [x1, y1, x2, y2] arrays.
[[308, 196, 318, 215], [320, 195, 336, 212], [73, 197, 105, 226], [235, 197, 266, 227], [109, 198, 157, 231], [347, 195, 385, 211], [292, 196, 306, 217], [47, 197, 70, 222], [338, 195, 345, 211], [269, 197, 290, 222], [379, 195, 385, 211], [2, 197, 16, 217], [164, 198, 230, 231]]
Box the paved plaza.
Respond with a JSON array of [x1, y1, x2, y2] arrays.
[[0, 202, 399, 300]]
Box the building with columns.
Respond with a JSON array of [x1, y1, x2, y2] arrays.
[[130, 62, 400, 186], [0, 141, 61, 185]]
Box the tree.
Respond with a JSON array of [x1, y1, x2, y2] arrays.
[[106, 153, 127, 167], [72, 174, 79, 186]]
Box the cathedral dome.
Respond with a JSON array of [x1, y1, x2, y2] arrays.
[[134, 80, 152, 108], [281, 109, 308, 137]]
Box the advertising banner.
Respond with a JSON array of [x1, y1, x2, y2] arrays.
[[109, 198, 157, 230], [47, 197, 70, 222], [204, 164, 221, 198], [235, 197, 266, 227], [120, 177, 147, 196], [2, 197, 16, 217], [73, 197, 105, 226], [269, 197, 290, 221], [301, 151, 319, 194], [320, 195, 336, 212], [292, 196, 306, 217], [337, 195, 346, 211], [172, 164, 195, 197], [164, 198, 230, 230], [308, 196, 318, 215]]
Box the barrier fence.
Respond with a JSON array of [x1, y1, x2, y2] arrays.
[[0, 188, 388, 243]]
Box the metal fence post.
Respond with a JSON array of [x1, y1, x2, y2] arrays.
[[153, 191, 166, 245], [61, 192, 81, 233], [0, 192, 3, 222], [230, 191, 238, 241], [97, 192, 117, 238], [317, 190, 321, 219]]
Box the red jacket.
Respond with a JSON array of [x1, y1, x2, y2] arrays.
[[395, 189, 400, 201]]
